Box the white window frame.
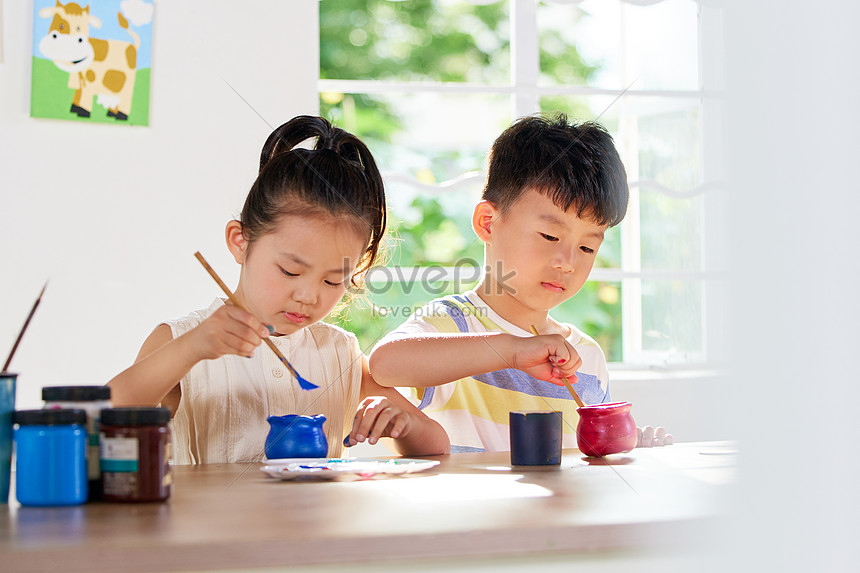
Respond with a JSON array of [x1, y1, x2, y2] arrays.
[[318, 0, 725, 369]]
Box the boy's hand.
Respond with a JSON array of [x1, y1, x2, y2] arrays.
[[344, 396, 412, 447], [191, 305, 270, 361], [511, 334, 582, 386], [636, 425, 674, 448]]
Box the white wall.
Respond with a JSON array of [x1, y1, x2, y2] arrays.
[[724, 1, 860, 571], [0, 1, 319, 409]]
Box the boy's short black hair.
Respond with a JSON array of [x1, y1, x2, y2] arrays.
[[482, 113, 629, 227]]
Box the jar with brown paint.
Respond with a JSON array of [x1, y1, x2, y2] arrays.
[[99, 407, 171, 502]]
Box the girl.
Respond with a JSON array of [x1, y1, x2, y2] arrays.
[[108, 116, 450, 464]]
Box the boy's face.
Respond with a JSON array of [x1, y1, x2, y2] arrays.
[[476, 188, 608, 313]]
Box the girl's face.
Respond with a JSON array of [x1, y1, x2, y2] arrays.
[[228, 214, 368, 336]]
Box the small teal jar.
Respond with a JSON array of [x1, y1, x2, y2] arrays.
[[14, 409, 88, 506], [265, 414, 328, 459]]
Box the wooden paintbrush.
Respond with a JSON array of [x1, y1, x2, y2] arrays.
[[2, 281, 48, 372], [529, 324, 585, 408], [194, 252, 318, 391]]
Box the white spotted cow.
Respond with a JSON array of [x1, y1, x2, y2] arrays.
[[38, 1, 140, 121]]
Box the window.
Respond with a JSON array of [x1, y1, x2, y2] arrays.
[[320, 0, 724, 368]]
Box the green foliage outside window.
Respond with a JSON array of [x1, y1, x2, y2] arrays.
[[321, 0, 623, 361], [320, 0, 510, 83]]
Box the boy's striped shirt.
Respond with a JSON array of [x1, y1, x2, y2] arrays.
[[376, 291, 611, 452]]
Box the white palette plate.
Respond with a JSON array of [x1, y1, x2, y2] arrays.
[[261, 458, 440, 480]]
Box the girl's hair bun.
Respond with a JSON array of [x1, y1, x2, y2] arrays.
[[259, 115, 366, 172], [241, 115, 387, 286]]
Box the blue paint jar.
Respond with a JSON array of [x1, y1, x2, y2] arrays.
[[14, 409, 88, 506]]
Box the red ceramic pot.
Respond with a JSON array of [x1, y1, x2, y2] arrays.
[[576, 401, 637, 457]]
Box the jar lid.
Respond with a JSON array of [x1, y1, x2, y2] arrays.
[[42, 385, 111, 401], [101, 407, 170, 426], [14, 408, 87, 426]]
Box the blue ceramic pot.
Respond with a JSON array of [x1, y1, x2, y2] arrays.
[[264, 414, 328, 459]]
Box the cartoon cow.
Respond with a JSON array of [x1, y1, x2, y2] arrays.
[[38, 1, 139, 120]]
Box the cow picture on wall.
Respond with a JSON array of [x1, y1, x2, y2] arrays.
[[30, 0, 153, 125]]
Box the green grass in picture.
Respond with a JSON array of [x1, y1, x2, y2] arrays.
[[30, 57, 150, 126]]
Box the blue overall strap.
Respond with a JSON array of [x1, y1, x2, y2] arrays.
[[415, 299, 468, 411]]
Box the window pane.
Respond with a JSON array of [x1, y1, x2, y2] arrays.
[[538, 0, 699, 91], [629, 96, 704, 271], [322, 91, 510, 267], [540, 95, 702, 188], [640, 193, 703, 271], [321, 92, 509, 179], [592, 222, 621, 271], [320, 0, 511, 83], [553, 281, 623, 363], [329, 278, 479, 353], [540, 94, 702, 271], [641, 279, 703, 359], [635, 97, 702, 190], [384, 189, 486, 267]]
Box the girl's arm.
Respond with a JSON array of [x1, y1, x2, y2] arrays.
[[108, 305, 270, 409], [368, 332, 581, 388], [347, 356, 450, 456], [107, 325, 201, 409]]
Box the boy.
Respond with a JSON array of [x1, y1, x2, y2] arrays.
[[369, 114, 671, 452]]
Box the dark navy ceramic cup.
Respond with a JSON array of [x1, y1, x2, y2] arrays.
[[509, 411, 562, 466]]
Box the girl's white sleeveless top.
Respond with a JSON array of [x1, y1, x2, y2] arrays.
[[164, 299, 362, 465]]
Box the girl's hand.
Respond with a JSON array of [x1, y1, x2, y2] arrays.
[[190, 305, 270, 361], [344, 396, 412, 447], [511, 334, 582, 386]]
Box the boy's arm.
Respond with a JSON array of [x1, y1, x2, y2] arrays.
[[370, 333, 518, 387], [369, 332, 581, 388], [352, 356, 450, 456]]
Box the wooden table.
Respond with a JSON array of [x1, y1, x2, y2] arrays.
[[0, 442, 736, 572]]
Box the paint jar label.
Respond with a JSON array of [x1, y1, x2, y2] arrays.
[[163, 440, 173, 487], [101, 435, 140, 499], [100, 435, 139, 472], [103, 470, 139, 498]]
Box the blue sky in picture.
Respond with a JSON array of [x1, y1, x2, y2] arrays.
[[31, 0, 153, 69]]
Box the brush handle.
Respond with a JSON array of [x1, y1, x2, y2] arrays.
[[528, 325, 586, 408], [194, 252, 299, 378], [560, 376, 586, 408], [2, 282, 48, 372], [262, 338, 302, 380]]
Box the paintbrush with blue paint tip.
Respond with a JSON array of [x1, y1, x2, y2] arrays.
[[194, 251, 318, 391]]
